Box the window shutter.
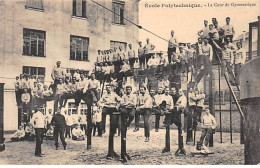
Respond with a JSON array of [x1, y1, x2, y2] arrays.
[[120, 8, 124, 24], [82, 0, 86, 17], [76, 0, 82, 17], [72, 0, 76, 16]]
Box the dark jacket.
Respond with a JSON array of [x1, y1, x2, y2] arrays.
[[51, 114, 66, 127]]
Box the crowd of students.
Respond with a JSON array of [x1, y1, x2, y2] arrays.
[[12, 16, 247, 156]]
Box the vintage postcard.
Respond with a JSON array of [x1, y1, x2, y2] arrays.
[[0, 0, 259, 165]]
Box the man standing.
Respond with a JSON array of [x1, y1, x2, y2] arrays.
[[98, 84, 120, 134], [234, 42, 246, 84], [222, 17, 235, 42], [213, 41, 234, 80], [128, 44, 136, 70], [196, 38, 213, 83], [51, 61, 65, 93], [168, 30, 178, 63], [143, 38, 155, 68], [154, 87, 164, 132], [21, 89, 31, 123], [196, 89, 205, 124], [171, 89, 187, 126], [51, 108, 67, 150], [138, 41, 145, 70], [30, 107, 45, 157], [79, 110, 87, 135], [65, 111, 73, 138], [199, 107, 217, 153], [134, 85, 152, 142], [198, 20, 210, 39]]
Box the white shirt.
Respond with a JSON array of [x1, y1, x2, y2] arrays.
[[197, 93, 205, 107], [235, 48, 246, 64], [188, 92, 196, 106], [30, 111, 45, 129], [73, 73, 81, 81], [201, 113, 217, 129], [147, 57, 159, 67], [144, 43, 155, 54], [72, 128, 84, 137], [176, 94, 187, 109], [163, 94, 174, 110], [154, 94, 164, 107], [79, 115, 87, 125], [168, 36, 178, 48], [83, 79, 100, 93], [222, 24, 235, 36], [66, 115, 74, 126]]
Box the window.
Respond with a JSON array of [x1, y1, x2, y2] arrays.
[[66, 68, 89, 77], [72, 0, 87, 18], [80, 103, 88, 115], [68, 103, 78, 115], [70, 35, 89, 61], [23, 28, 46, 57], [25, 0, 44, 10], [110, 40, 127, 51], [22, 66, 45, 83], [112, 1, 124, 25]]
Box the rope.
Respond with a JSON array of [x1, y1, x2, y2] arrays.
[[89, 0, 193, 53]]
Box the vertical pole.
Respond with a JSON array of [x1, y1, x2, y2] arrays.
[[240, 109, 244, 144], [0, 83, 5, 151], [209, 64, 215, 147], [165, 126, 170, 151], [248, 23, 252, 60], [257, 16, 260, 57], [230, 92, 233, 143], [86, 105, 92, 149], [218, 65, 223, 143]]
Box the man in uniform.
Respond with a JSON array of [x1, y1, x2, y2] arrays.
[[51, 108, 67, 150]]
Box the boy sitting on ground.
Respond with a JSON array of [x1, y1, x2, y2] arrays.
[[11, 126, 25, 141], [25, 123, 35, 141], [72, 124, 85, 141]]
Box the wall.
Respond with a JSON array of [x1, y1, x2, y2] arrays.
[[0, 0, 139, 131]]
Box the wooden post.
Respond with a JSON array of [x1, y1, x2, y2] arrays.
[[230, 92, 233, 143], [209, 64, 215, 147], [0, 83, 5, 152], [257, 16, 260, 57], [107, 112, 119, 159], [175, 112, 186, 156], [86, 105, 92, 149], [219, 65, 223, 143], [120, 114, 131, 162]]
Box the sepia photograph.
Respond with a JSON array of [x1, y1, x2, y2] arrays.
[[0, 0, 259, 165]]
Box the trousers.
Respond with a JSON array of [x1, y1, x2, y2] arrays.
[[200, 127, 213, 146], [135, 108, 151, 137], [54, 126, 67, 148], [35, 128, 44, 155]]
